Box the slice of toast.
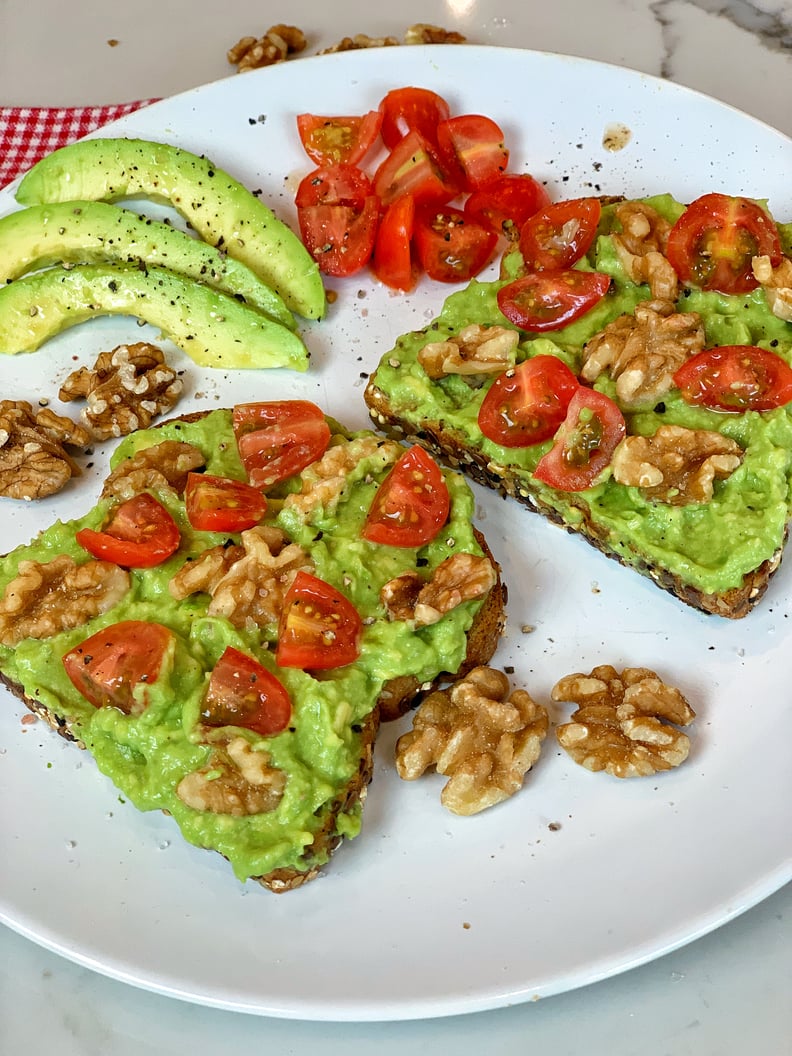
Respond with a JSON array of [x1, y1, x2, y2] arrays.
[[0, 407, 504, 891], [365, 193, 792, 619]]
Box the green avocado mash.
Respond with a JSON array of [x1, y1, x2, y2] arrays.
[[0, 411, 488, 882], [368, 194, 792, 599]]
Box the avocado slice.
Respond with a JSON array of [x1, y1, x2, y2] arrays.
[[16, 138, 326, 321], [0, 263, 309, 370], [0, 201, 296, 331]]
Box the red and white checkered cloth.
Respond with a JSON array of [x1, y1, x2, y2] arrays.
[[0, 101, 160, 190]]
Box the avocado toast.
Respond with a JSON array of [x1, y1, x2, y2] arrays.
[[0, 404, 504, 889], [365, 193, 792, 618]]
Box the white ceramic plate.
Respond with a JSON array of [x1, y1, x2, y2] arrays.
[[0, 46, 790, 1022]]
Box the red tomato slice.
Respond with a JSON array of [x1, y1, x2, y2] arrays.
[[435, 114, 509, 192], [413, 205, 498, 283], [233, 401, 331, 490], [673, 345, 792, 412], [202, 646, 291, 737], [185, 473, 267, 533], [294, 164, 374, 208], [76, 493, 180, 568], [519, 197, 603, 270], [497, 269, 610, 332], [63, 620, 173, 715], [298, 196, 380, 277], [373, 130, 458, 207], [276, 571, 362, 671], [478, 355, 581, 448], [362, 445, 450, 548], [464, 173, 551, 241], [296, 110, 383, 167], [666, 193, 782, 294], [378, 87, 451, 150], [372, 193, 417, 292], [534, 387, 626, 492]]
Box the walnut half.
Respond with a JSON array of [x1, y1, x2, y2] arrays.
[[0, 400, 92, 500], [176, 737, 286, 816], [228, 24, 307, 71], [552, 665, 695, 778], [418, 323, 519, 379], [381, 552, 497, 627]]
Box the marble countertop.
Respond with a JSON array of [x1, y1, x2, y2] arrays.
[[1, 1, 790, 1052]]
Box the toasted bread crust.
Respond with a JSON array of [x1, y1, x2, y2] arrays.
[[365, 383, 783, 620]]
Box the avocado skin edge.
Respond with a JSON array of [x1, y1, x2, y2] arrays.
[[0, 263, 309, 371], [16, 138, 326, 321]]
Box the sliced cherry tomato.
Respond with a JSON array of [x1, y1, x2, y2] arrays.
[[666, 193, 782, 294], [296, 110, 383, 167], [413, 205, 498, 283], [294, 164, 373, 208], [202, 646, 291, 737], [464, 173, 551, 241], [362, 445, 450, 548], [372, 193, 417, 292], [276, 571, 362, 671], [519, 197, 603, 271], [185, 473, 267, 533], [673, 345, 792, 412], [478, 355, 581, 448], [435, 114, 509, 192], [378, 86, 451, 151], [497, 269, 610, 332], [373, 130, 458, 207], [534, 387, 626, 492], [63, 621, 173, 715], [298, 196, 380, 277], [233, 400, 331, 490], [76, 493, 180, 568]]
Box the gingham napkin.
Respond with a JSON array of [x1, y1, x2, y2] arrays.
[[0, 101, 160, 190]]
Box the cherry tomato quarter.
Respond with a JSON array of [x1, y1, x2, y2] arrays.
[[673, 345, 792, 412], [63, 620, 173, 715], [413, 205, 498, 283], [202, 646, 292, 737], [76, 493, 180, 568], [373, 130, 458, 207], [464, 173, 551, 241], [294, 164, 374, 209], [519, 197, 602, 271], [276, 571, 363, 671], [296, 111, 383, 167], [497, 269, 611, 332], [362, 445, 450, 548], [298, 196, 380, 277], [435, 114, 509, 192], [378, 87, 452, 151], [372, 193, 417, 292], [534, 387, 626, 491], [478, 355, 581, 447], [233, 400, 331, 490], [185, 473, 267, 533]]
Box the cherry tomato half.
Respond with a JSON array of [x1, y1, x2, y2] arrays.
[[76, 493, 180, 568], [372, 193, 417, 292], [296, 110, 383, 167], [185, 473, 267, 533], [373, 130, 458, 207], [413, 205, 498, 283], [362, 445, 450, 548], [673, 345, 792, 412], [233, 400, 332, 490], [666, 193, 782, 294], [202, 646, 291, 737], [497, 269, 611, 332], [276, 571, 363, 671], [478, 355, 581, 448], [435, 114, 509, 192], [519, 197, 603, 271], [464, 173, 551, 241], [534, 387, 626, 491], [378, 86, 451, 151], [298, 196, 380, 277], [63, 620, 173, 715]]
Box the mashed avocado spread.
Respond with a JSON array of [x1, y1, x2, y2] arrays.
[[0, 411, 488, 881], [369, 195, 792, 597]]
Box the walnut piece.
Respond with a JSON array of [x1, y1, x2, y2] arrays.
[[611, 424, 743, 504], [752, 254, 792, 322], [404, 24, 467, 44], [0, 555, 130, 645], [382, 552, 496, 627], [169, 525, 312, 630], [101, 440, 205, 501], [552, 665, 695, 778], [228, 24, 306, 71], [611, 201, 678, 301], [59, 343, 183, 441], [396, 666, 549, 815], [320, 33, 400, 54], [418, 323, 519, 379], [0, 400, 92, 500], [176, 737, 286, 816], [581, 299, 705, 408], [282, 436, 402, 520]]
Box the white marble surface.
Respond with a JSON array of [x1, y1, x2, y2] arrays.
[[0, 1, 791, 1052]]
